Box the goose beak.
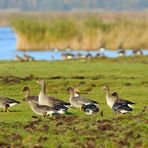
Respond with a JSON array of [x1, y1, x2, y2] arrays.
[[36, 80, 39, 84]]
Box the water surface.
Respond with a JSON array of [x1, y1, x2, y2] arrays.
[[0, 27, 148, 60]]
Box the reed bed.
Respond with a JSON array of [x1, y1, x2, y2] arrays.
[[11, 12, 148, 50]]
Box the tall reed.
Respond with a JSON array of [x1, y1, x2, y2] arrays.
[[11, 14, 148, 50]]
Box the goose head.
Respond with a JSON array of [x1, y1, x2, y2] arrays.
[[36, 80, 45, 87], [36, 80, 45, 88], [102, 85, 110, 91], [22, 86, 30, 100], [66, 87, 75, 94], [22, 86, 30, 92], [111, 92, 118, 97]]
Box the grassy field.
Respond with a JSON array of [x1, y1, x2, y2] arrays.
[[10, 12, 148, 50], [0, 57, 148, 148]]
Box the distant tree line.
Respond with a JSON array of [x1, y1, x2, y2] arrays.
[[0, 0, 148, 11]]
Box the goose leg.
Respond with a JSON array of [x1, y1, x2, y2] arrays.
[[3, 108, 5, 112], [4, 107, 9, 112], [6, 107, 9, 112], [100, 111, 104, 116], [49, 114, 53, 117]]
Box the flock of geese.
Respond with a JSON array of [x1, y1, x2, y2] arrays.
[[61, 49, 144, 60], [1, 80, 145, 117], [15, 53, 35, 62], [15, 49, 144, 61]]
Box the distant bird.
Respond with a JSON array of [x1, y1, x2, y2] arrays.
[[95, 53, 105, 58], [111, 92, 135, 114], [76, 53, 86, 59], [117, 49, 126, 57], [23, 53, 35, 61], [132, 49, 143, 56], [67, 87, 99, 115], [0, 97, 20, 112], [85, 53, 93, 59], [37, 80, 70, 114], [61, 53, 75, 60], [22, 86, 68, 115], [15, 55, 24, 62]]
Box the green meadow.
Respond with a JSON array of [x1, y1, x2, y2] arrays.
[[0, 57, 148, 147]]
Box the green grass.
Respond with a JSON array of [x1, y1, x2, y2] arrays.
[[0, 57, 148, 147]]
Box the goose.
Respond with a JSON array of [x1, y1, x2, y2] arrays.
[[15, 55, 24, 62], [117, 49, 126, 57], [23, 53, 35, 61], [22, 86, 68, 114], [0, 97, 20, 112], [37, 80, 70, 114], [102, 85, 116, 109], [61, 53, 75, 60], [112, 92, 135, 114], [132, 49, 143, 56], [23, 97, 58, 117], [67, 87, 99, 114]]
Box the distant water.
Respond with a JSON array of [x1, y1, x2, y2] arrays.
[[0, 27, 148, 60]]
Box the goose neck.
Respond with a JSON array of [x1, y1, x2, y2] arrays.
[[69, 92, 75, 100], [25, 90, 30, 99], [106, 89, 111, 98], [41, 83, 46, 95]]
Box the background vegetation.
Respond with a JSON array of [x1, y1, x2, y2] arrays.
[[0, 0, 148, 11], [11, 12, 148, 50], [0, 57, 148, 147]]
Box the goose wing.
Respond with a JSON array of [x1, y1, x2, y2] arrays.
[[38, 104, 56, 112], [0, 97, 20, 104], [81, 103, 99, 114], [47, 96, 70, 106], [88, 99, 99, 105], [76, 96, 98, 105], [27, 96, 38, 103], [123, 99, 135, 105], [113, 100, 133, 113], [115, 95, 135, 105]]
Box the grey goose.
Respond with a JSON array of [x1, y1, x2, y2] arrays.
[[67, 87, 99, 115], [112, 92, 135, 114], [36, 80, 70, 114], [0, 97, 20, 112]]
